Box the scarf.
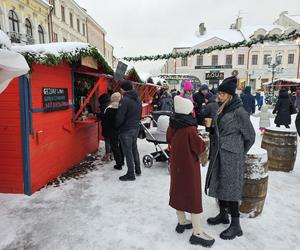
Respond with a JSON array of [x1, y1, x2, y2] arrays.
[[169, 113, 197, 129]]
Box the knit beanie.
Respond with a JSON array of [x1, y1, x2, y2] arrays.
[[174, 95, 194, 115], [183, 80, 193, 91], [110, 92, 121, 108], [200, 84, 209, 91], [120, 80, 133, 91], [218, 76, 237, 96]]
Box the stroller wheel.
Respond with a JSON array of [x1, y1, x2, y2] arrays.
[[143, 155, 154, 168]]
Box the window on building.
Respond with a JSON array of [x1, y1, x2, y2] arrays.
[[82, 23, 85, 36], [264, 54, 271, 65], [53, 32, 58, 42], [49, 0, 56, 15], [238, 54, 245, 65], [69, 13, 73, 28], [77, 19, 80, 32], [38, 25, 45, 43], [25, 18, 32, 37], [61, 5, 65, 22], [252, 55, 258, 65], [288, 54, 295, 64], [181, 57, 188, 67], [212, 55, 218, 66], [63, 38, 67, 42], [197, 55, 203, 66], [8, 10, 19, 32], [225, 55, 232, 65]]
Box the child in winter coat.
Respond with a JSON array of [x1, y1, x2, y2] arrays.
[[255, 105, 274, 133], [103, 92, 124, 169], [167, 96, 215, 247]]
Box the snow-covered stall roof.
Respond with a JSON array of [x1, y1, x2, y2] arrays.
[[0, 31, 29, 93], [12, 42, 90, 56], [263, 78, 300, 85], [11, 42, 113, 74], [0, 30, 11, 50]]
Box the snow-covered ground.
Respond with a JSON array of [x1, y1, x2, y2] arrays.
[[0, 114, 299, 250]]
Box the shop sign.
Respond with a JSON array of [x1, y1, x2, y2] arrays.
[[114, 61, 128, 80], [42, 88, 69, 112], [81, 56, 98, 69], [205, 71, 224, 80]]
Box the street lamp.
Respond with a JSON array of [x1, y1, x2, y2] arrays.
[[267, 53, 282, 85], [267, 53, 284, 95]]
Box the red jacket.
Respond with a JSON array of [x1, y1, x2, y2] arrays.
[[167, 126, 205, 213]]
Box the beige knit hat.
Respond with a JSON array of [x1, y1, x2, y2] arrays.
[[110, 92, 121, 108]]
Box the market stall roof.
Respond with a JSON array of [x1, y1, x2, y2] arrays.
[[0, 30, 11, 49], [0, 31, 29, 94], [12, 42, 90, 55], [263, 78, 300, 85], [12, 42, 113, 75]]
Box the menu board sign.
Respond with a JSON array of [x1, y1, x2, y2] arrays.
[[42, 88, 69, 112]]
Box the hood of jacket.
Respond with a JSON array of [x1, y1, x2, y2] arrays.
[[244, 86, 251, 94], [279, 90, 289, 99], [124, 89, 139, 101]]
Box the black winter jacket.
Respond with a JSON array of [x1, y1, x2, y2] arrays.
[[200, 95, 219, 120], [116, 90, 142, 133], [102, 107, 120, 138], [240, 87, 255, 114], [273, 91, 292, 126]]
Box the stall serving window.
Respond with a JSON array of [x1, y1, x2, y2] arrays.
[[73, 72, 99, 122]]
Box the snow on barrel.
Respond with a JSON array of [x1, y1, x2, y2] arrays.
[[261, 127, 298, 172], [240, 146, 268, 218]]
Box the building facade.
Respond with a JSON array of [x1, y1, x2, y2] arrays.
[[162, 12, 300, 91], [105, 40, 114, 67], [0, 0, 49, 45], [48, 0, 87, 43], [86, 15, 106, 56]]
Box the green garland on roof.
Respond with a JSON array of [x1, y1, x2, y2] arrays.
[[123, 31, 300, 62], [21, 45, 114, 75]]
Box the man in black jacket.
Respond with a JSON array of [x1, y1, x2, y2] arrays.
[[116, 81, 142, 181], [193, 84, 213, 125]]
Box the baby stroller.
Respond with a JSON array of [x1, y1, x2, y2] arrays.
[[140, 111, 172, 168]]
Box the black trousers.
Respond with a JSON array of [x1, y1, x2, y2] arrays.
[[109, 135, 124, 167], [219, 200, 240, 218]]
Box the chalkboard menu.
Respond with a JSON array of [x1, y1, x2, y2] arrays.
[[42, 88, 69, 112], [114, 61, 128, 81]]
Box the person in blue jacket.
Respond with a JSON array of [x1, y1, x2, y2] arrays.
[[240, 86, 255, 115]]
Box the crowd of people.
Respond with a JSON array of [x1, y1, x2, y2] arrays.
[[97, 76, 300, 248]]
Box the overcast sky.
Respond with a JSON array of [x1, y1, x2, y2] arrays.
[[77, 0, 300, 74]]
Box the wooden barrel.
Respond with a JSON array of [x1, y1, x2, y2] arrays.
[[261, 128, 298, 172], [240, 147, 268, 218]]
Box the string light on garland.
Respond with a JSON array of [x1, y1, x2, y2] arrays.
[[123, 31, 300, 62]]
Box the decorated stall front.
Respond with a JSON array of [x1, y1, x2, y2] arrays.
[[0, 43, 115, 195]]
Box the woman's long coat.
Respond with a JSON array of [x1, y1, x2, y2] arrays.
[[273, 91, 293, 126], [167, 126, 205, 213], [205, 96, 255, 201]]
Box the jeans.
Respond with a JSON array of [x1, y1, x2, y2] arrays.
[[110, 135, 124, 167], [104, 137, 111, 154], [119, 128, 141, 175]]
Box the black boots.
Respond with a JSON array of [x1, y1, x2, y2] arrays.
[[207, 212, 230, 225], [220, 217, 243, 240], [135, 167, 141, 176], [114, 165, 123, 170], [119, 173, 135, 181], [175, 223, 193, 233], [189, 234, 215, 247]]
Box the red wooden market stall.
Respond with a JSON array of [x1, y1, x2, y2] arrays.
[[0, 43, 158, 195]]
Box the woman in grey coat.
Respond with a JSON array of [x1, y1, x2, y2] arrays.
[[205, 76, 255, 240]]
